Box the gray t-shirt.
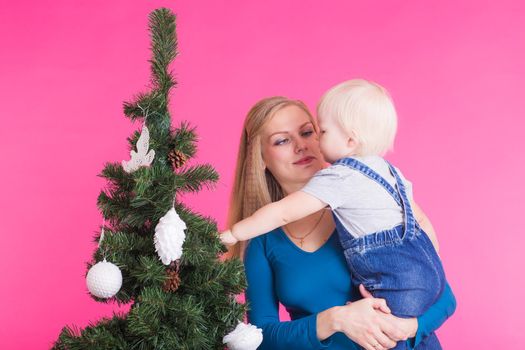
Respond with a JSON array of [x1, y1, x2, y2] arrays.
[[301, 156, 413, 238]]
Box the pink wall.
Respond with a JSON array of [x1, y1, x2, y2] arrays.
[[1, 0, 523, 348]]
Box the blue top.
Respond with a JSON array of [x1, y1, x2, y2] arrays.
[[245, 228, 456, 350]]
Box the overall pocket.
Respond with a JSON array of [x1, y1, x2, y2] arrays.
[[344, 248, 380, 289]]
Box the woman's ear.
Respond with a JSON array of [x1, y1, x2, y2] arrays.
[[260, 151, 267, 170]]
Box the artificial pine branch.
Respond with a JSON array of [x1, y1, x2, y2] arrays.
[[54, 315, 129, 350], [148, 8, 178, 93], [175, 164, 219, 193], [171, 121, 198, 157], [99, 162, 134, 191]]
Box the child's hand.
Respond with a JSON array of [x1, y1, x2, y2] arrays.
[[219, 230, 238, 247]]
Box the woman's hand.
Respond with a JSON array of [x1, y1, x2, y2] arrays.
[[357, 285, 418, 344], [380, 313, 418, 340], [219, 230, 238, 246], [330, 297, 403, 350]]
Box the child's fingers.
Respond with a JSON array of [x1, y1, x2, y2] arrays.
[[219, 231, 238, 247]]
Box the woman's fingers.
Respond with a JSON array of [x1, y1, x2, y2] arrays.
[[370, 297, 391, 314], [362, 342, 378, 350], [338, 298, 401, 349], [354, 321, 397, 350], [362, 337, 383, 350], [359, 285, 391, 314], [359, 284, 374, 298], [377, 313, 407, 342], [362, 337, 388, 350], [369, 329, 397, 349]]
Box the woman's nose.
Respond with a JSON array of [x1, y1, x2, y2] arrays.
[[294, 139, 307, 153]]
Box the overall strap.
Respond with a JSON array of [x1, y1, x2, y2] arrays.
[[333, 157, 403, 206], [386, 162, 416, 234], [333, 157, 416, 238]]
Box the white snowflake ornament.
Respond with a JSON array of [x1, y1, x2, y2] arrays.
[[154, 207, 187, 265], [122, 125, 155, 173], [86, 259, 122, 298], [223, 322, 263, 350]]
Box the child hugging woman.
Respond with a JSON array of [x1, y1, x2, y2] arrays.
[[221, 79, 447, 350]]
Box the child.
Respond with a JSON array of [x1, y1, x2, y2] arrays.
[[221, 79, 446, 349]]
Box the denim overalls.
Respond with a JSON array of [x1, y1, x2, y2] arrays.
[[333, 158, 445, 350]]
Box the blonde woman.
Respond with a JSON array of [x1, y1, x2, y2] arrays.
[[227, 97, 456, 350]]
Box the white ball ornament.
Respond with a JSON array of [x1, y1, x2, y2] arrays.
[[86, 259, 123, 298], [154, 207, 187, 265], [222, 322, 263, 350]]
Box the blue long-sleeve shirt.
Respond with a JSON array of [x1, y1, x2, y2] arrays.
[[245, 228, 456, 350]]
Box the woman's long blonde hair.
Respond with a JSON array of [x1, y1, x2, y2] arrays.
[[227, 96, 315, 259]]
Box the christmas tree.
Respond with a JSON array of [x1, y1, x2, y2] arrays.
[[53, 8, 249, 349]]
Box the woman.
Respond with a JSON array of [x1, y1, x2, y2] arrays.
[[227, 97, 456, 350]]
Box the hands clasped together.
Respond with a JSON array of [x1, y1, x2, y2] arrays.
[[328, 285, 417, 350]]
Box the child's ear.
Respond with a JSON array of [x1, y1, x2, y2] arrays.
[[347, 130, 359, 151]]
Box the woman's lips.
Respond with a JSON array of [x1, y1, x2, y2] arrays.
[[294, 156, 315, 165]]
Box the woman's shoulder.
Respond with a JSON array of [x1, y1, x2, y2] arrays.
[[247, 227, 284, 248], [244, 227, 289, 260]]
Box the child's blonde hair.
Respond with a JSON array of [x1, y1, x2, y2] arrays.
[[317, 79, 398, 156]]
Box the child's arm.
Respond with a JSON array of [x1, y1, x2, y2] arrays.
[[220, 191, 327, 246], [410, 200, 439, 252]]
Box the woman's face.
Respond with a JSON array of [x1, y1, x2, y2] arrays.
[[260, 105, 325, 193]]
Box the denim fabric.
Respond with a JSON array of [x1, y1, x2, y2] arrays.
[[332, 157, 446, 350]]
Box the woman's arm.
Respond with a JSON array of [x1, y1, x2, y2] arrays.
[[410, 200, 456, 346], [245, 236, 330, 349], [410, 282, 456, 348], [323, 299, 411, 350], [411, 200, 439, 252], [359, 282, 456, 349]]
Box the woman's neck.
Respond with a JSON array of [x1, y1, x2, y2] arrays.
[[281, 181, 306, 196], [283, 209, 335, 252]]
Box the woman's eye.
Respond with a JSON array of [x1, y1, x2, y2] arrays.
[[274, 138, 289, 146], [320, 130, 326, 134], [301, 130, 314, 137]]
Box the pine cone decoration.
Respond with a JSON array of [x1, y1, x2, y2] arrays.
[[163, 262, 181, 292], [168, 149, 187, 169]]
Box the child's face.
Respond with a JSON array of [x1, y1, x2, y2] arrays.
[[317, 114, 356, 163]]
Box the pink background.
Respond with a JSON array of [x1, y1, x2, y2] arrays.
[[1, 0, 524, 348]]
